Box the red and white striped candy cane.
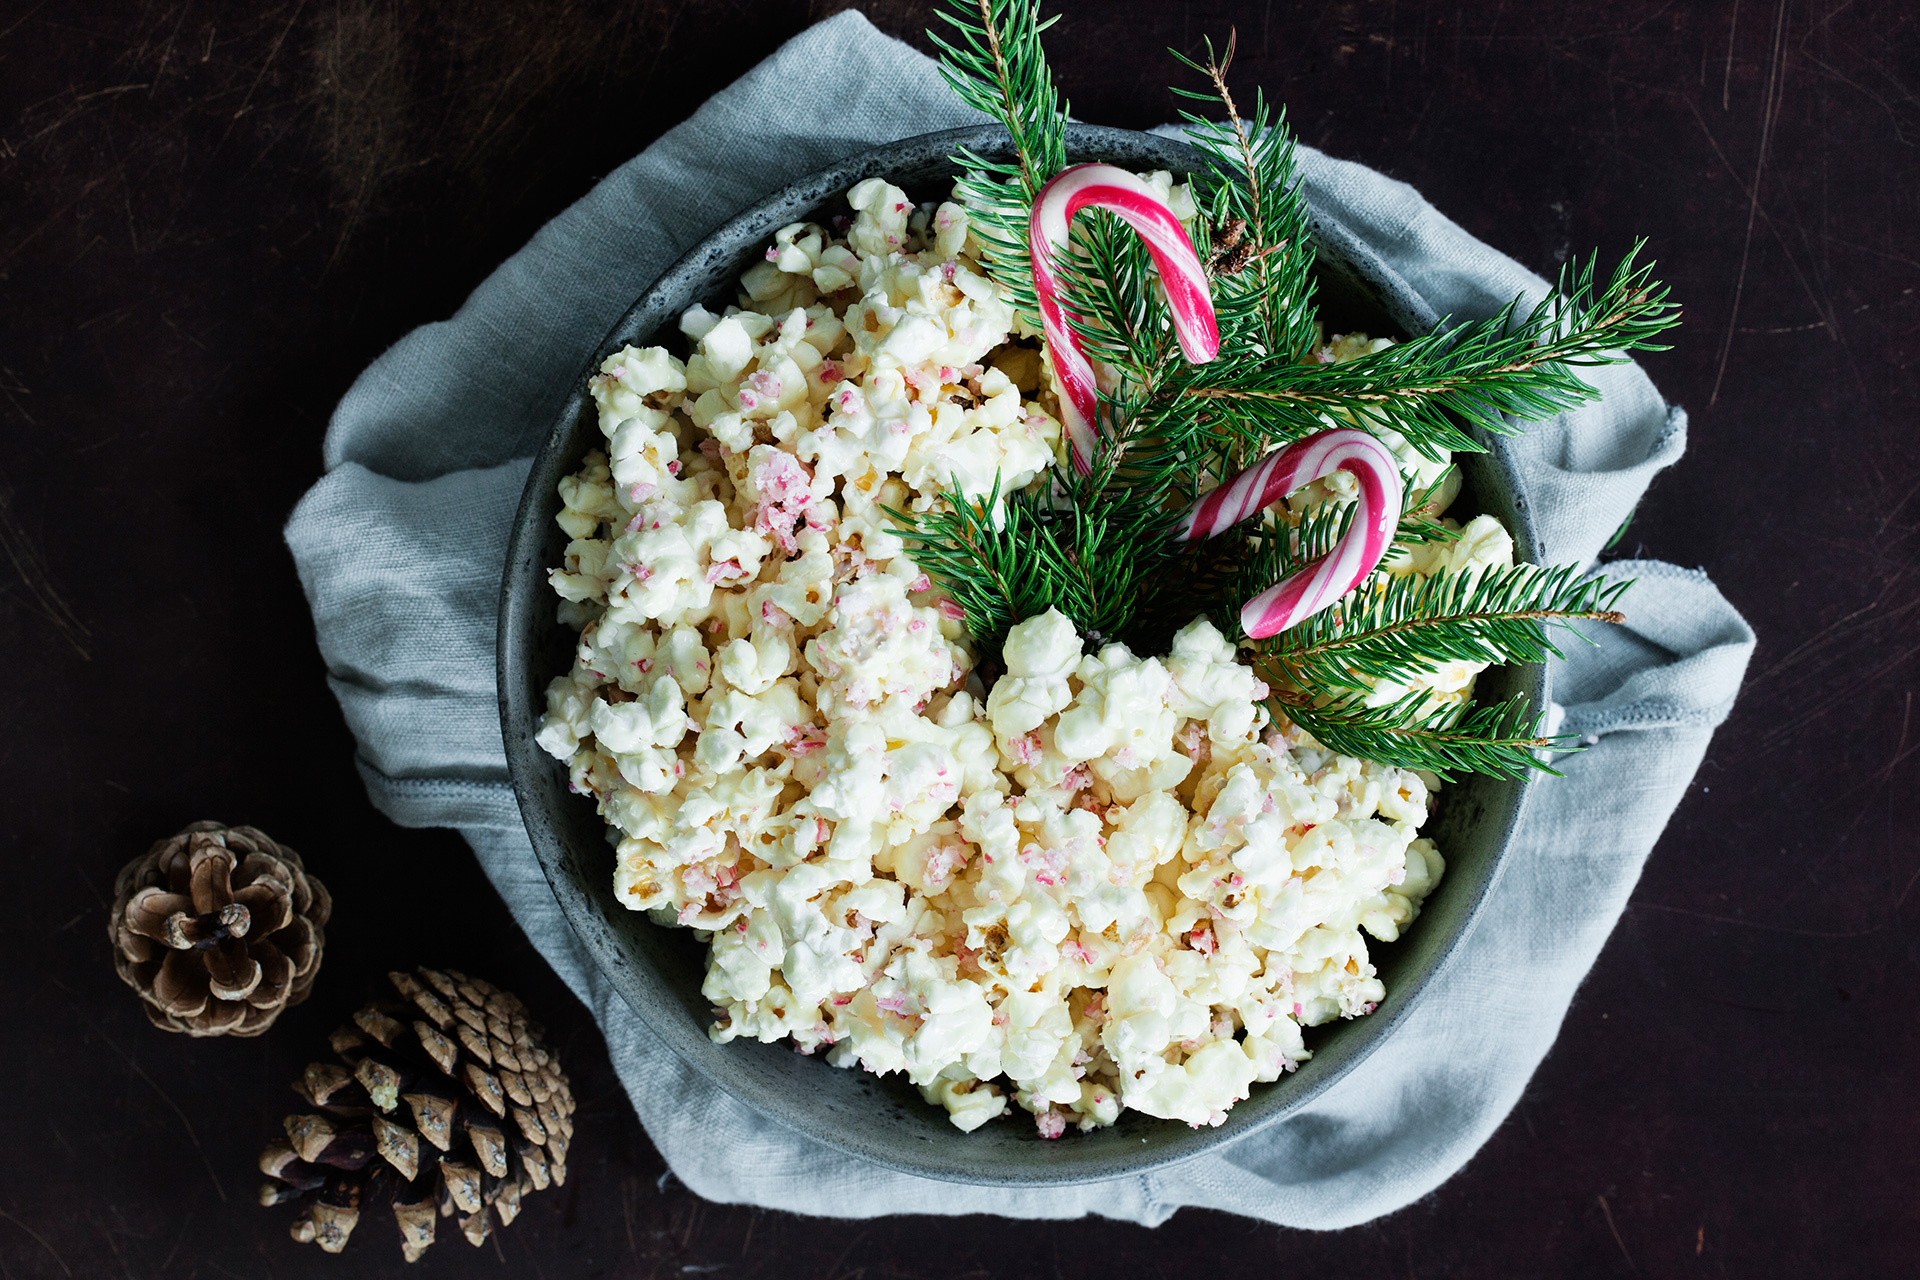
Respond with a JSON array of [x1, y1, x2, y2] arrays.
[[1029, 164, 1220, 475], [1180, 428, 1405, 640]]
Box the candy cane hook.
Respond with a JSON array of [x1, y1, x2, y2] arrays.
[[1029, 164, 1220, 475], [1181, 428, 1405, 640]]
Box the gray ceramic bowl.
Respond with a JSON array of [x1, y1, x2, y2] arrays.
[[499, 125, 1543, 1185]]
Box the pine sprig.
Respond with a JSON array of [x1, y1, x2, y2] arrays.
[[1263, 562, 1630, 694], [1170, 34, 1318, 365], [931, 1, 1068, 338], [930, 0, 1067, 197], [887, 479, 1181, 652], [908, 8, 1674, 779], [1059, 36, 1321, 485], [1282, 690, 1566, 781], [1174, 244, 1680, 461]]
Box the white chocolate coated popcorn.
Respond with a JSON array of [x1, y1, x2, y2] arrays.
[[539, 183, 1480, 1137]]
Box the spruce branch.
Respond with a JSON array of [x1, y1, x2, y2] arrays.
[[1193, 33, 1264, 244], [1172, 242, 1681, 460], [887, 478, 1180, 652], [1281, 690, 1568, 781], [1169, 32, 1317, 362], [931, 0, 1071, 337], [904, 10, 1680, 781], [930, 0, 1067, 196], [1261, 562, 1631, 693]]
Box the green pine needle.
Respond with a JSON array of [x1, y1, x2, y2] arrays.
[[1169, 33, 1319, 364]]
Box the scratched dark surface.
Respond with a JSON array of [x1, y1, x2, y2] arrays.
[[2, 0, 1915, 1276]]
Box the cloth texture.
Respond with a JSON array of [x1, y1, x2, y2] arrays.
[[284, 11, 1754, 1230]]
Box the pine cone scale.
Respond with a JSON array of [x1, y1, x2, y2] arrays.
[[509, 1104, 545, 1146], [492, 1179, 522, 1226], [117, 927, 159, 966], [455, 1023, 492, 1066], [463, 1064, 507, 1118], [202, 997, 249, 1034], [205, 938, 263, 1001], [392, 1196, 435, 1262], [355, 1057, 405, 1111], [260, 1141, 326, 1189], [153, 948, 212, 1016], [354, 1006, 407, 1048], [304, 877, 333, 931], [286, 1114, 339, 1163], [403, 1091, 457, 1151], [232, 880, 292, 935], [371, 1116, 420, 1181], [248, 942, 294, 1008], [300, 1064, 356, 1107], [414, 1022, 458, 1073], [440, 1159, 483, 1213], [122, 888, 196, 944], [309, 1198, 359, 1253], [519, 1144, 550, 1191], [188, 843, 236, 914], [466, 1121, 510, 1177]]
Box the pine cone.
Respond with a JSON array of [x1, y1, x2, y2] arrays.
[[109, 821, 330, 1036], [257, 968, 576, 1261]]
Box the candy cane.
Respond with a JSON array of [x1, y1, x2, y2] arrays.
[[1180, 428, 1405, 640], [1029, 164, 1220, 475]]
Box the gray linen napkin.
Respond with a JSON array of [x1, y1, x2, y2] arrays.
[[285, 11, 1754, 1229]]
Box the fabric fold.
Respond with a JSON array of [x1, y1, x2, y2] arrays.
[[1556, 561, 1756, 738], [283, 10, 1752, 1229]]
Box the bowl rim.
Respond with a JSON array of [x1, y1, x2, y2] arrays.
[[499, 123, 1544, 1185]]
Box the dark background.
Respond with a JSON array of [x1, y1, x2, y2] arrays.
[[2, 0, 1914, 1276]]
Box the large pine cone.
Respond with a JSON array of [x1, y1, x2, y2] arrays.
[[258, 969, 575, 1261], [109, 821, 330, 1036]]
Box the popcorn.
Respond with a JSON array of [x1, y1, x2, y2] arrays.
[[537, 174, 1482, 1137], [806, 571, 966, 718], [591, 345, 689, 436], [1052, 643, 1179, 771], [592, 677, 688, 794], [847, 178, 913, 257], [986, 607, 1081, 741], [922, 1073, 1010, 1132]]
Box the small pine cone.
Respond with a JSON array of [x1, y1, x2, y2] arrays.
[[259, 969, 576, 1261], [110, 821, 330, 1037]]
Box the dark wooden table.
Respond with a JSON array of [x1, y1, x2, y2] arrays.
[[3, 1, 1914, 1275]]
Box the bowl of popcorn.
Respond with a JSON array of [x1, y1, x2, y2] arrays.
[[498, 120, 1545, 1183]]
